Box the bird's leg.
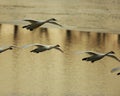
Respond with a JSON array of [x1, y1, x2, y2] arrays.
[[22, 24, 31, 28], [23, 24, 34, 31], [91, 61, 95, 63]]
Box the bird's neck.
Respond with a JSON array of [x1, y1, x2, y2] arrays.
[[48, 45, 56, 50], [44, 19, 52, 23], [104, 52, 111, 56], [0, 47, 11, 53]]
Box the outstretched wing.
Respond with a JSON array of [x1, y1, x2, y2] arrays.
[[76, 51, 98, 55], [21, 43, 44, 48], [107, 54, 120, 62], [23, 19, 39, 24], [48, 21, 62, 27], [54, 47, 64, 53], [111, 67, 120, 73]]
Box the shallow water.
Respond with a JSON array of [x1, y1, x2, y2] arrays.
[[0, 24, 120, 96]]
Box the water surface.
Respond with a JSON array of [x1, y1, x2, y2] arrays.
[[0, 24, 120, 96], [0, 0, 120, 95]]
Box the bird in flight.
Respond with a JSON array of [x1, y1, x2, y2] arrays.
[[76, 51, 120, 63], [22, 18, 62, 31], [21, 43, 64, 53]]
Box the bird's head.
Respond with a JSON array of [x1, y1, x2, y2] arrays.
[[109, 51, 115, 54], [9, 45, 18, 50], [50, 18, 57, 21], [9, 47, 13, 50], [55, 44, 60, 47]]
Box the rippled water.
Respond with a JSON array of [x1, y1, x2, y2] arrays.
[[0, 24, 120, 96]]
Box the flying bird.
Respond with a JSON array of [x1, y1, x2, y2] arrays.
[[21, 43, 64, 53], [22, 18, 62, 31], [77, 51, 120, 63]]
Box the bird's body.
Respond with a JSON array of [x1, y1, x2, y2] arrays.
[[82, 54, 105, 63], [30, 45, 52, 53], [21, 43, 63, 53], [77, 51, 120, 63], [22, 18, 62, 31]]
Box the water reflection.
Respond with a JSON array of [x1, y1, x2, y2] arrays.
[[66, 30, 72, 43], [39, 27, 50, 41], [13, 25, 18, 39], [0, 24, 120, 96]]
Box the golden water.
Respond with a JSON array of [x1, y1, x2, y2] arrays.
[[0, 24, 120, 96], [0, 0, 120, 96]]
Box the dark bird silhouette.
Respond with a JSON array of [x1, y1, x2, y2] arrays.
[[0, 45, 17, 53], [77, 51, 120, 63], [21, 43, 64, 53], [22, 18, 62, 31]]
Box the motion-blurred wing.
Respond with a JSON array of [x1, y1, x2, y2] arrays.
[[76, 51, 98, 55], [21, 43, 44, 48], [23, 19, 39, 24], [111, 67, 120, 73]]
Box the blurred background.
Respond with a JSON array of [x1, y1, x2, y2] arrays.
[[0, 0, 120, 96]]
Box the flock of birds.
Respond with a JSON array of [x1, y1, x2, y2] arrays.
[[1, 18, 120, 75], [0, 44, 63, 53]]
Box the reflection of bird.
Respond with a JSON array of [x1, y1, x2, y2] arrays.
[[21, 43, 64, 53], [0, 45, 17, 53], [111, 67, 120, 75], [22, 18, 62, 31], [77, 51, 120, 63]]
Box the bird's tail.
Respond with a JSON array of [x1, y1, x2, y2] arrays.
[[30, 50, 39, 53], [82, 58, 88, 61], [30, 50, 34, 52]]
